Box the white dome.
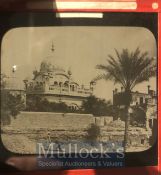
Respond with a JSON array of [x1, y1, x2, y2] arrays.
[[40, 60, 65, 73]]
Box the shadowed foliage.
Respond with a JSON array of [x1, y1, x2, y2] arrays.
[[85, 123, 101, 143], [26, 96, 69, 113], [82, 95, 114, 116], [1, 92, 25, 125], [26, 95, 115, 116], [1, 74, 25, 125]]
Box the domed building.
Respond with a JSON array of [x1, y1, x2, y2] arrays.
[[24, 61, 96, 110]]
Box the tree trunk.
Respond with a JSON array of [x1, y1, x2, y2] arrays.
[[123, 90, 131, 152], [124, 106, 130, 152]]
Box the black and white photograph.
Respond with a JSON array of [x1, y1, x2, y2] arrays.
[[0, 26, 157, 154]]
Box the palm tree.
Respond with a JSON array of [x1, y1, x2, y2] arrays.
[[95, 48, 156, 151]]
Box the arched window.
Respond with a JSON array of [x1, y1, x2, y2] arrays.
[[29, 82, 33, 87], [54, 81, 58, 86], [69, 104, 79, 111], [59, 82, 63, 86], [70, 85, 75, 91], [72, 85, 75, 91], [64, 82, 69, 88]]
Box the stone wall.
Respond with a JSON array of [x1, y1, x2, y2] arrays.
[[95, 116, 113, 127], [1, 112, 151, 153], [8, 112, 95, 130]]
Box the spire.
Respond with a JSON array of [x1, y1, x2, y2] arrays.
[[51, 41, 55, 52]]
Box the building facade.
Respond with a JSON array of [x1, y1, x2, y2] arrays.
[[113, 86, 157, 130], [24, 61, 96, 110]]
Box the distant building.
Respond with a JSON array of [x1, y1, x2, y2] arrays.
[[113, 86, 157, 130], [24, 61, 96, 110], [1, 73, 26, 106]]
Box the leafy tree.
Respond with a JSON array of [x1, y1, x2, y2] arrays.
[[82, 95, 113, 116], [1, 92, 25, 125], [26, 95, 42, 111], [96, 48, 156, 151], [131, 106, 146, 126], [1, 74, 25, 125]]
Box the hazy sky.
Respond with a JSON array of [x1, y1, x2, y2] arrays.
[[1, 27, 157, 101]]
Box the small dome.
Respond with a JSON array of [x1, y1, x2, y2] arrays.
[[68, 69, 72, 76], [90, 80, 96, 85]]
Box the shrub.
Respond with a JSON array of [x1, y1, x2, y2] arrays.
[[82, 95, 113, 116], [1, 91, 25, 125], [85, 123, 101, 142]]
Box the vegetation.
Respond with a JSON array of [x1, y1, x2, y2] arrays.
[[113, 105, 147, 126], [26, 95, 77, 113], [82, 95, 114, 116], [26, 95, 115, 116], [131, 106, 147, 126], [1, 74, 25, 125], [85, 123, 101, 143], [26, 96, 68, 112], [1, 92, 25, 125], [0, 74, 7, 89], [95, 48, 156, 151]]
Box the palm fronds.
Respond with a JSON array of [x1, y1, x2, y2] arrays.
[[96, 48, 156, 91]]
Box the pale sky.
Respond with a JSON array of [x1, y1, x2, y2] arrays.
[[1, 27, 157, 101]]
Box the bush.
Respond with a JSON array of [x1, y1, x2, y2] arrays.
[[26, 96, 77, 113], [82, 95, 113, 116], [85, 123, 101, 142], [1, 91, 25, 125]]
